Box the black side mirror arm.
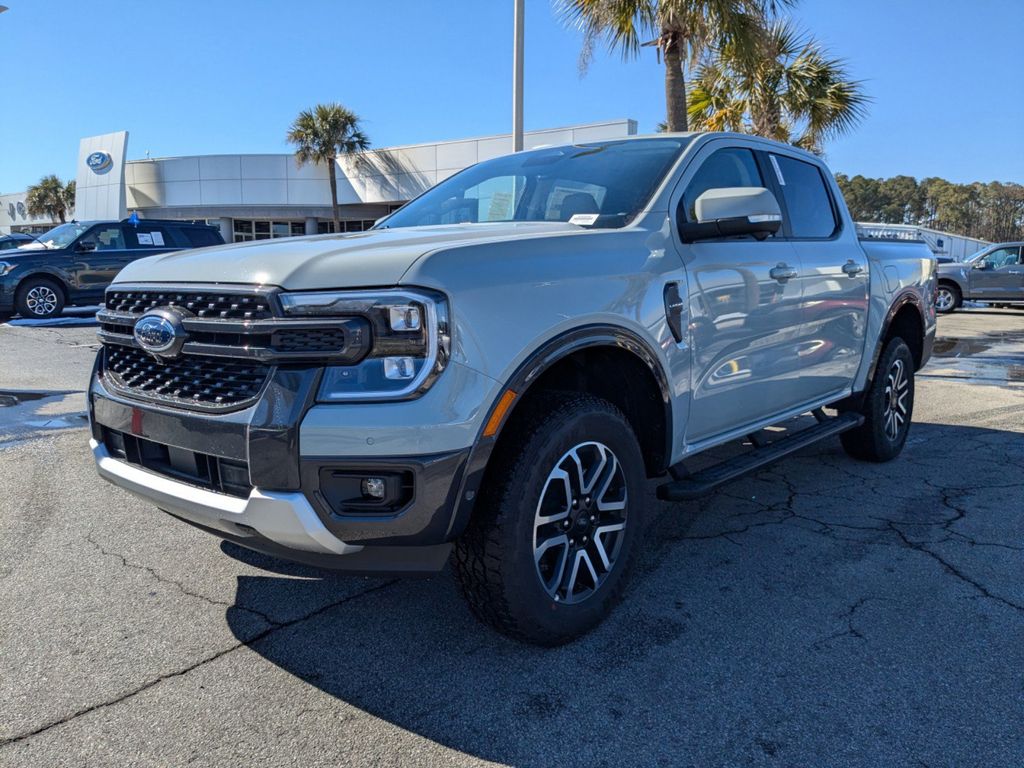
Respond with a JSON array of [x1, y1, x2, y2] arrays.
[[679, 216, 781, 244]]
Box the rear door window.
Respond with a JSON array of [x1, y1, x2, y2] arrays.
[[770, 155, 839, 239], [126, 226, 171, 249]]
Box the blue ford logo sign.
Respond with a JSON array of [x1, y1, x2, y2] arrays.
[[133, 310, 186, 357], [86, 151, 114, 174]]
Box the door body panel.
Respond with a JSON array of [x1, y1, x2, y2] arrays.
[[684, 239, 808, 441], [668, 139, 814, 444]]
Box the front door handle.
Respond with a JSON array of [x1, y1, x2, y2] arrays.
[[842, 260, 864, 277], [770, 263, 798, 282]]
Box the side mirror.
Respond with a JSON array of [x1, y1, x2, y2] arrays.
[[972, 260, 988, 270], [75, 240, 96, 253], [679, 187, 782, 243]]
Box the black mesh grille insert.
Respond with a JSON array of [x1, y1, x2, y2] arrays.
[[105, 345, 270, 408], [272, 327, 347, 352], [105, 290, 273, 320]]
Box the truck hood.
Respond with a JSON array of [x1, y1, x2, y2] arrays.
[[113, 222, 584, 289]]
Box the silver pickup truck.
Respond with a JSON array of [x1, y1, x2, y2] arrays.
[[89, 133, 936, 644], [936, 241, 1024, 312]]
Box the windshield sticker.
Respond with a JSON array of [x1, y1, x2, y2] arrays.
[[569, 213, 599, 226], [150, 231, 165, 246], [769, 155, 786, 186], [137, 233, 154, 245]]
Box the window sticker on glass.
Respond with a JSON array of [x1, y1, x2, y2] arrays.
[[487, 191, 514, 221], [150, 231, 165, 246], [137, 233, 154, 245], [769, 155, 785, 186], [569, 213, 599, 226]]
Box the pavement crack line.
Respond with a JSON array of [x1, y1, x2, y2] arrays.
[[84, 533, 276, 626], [0, 579, 399, 748]]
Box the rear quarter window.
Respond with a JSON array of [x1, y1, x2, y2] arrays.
[[771, 155, 839, 239], [179, 227, 223, 248]]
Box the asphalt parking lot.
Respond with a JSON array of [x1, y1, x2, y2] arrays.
[[1, 307, 1022, 767]]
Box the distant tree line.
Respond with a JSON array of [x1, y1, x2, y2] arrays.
[[835, 174, 1024, 243]]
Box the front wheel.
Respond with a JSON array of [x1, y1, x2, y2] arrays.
[[935, 283, 960, 314], [840, 337, 915, 462], [15, 278, 65, 319], [454, 393, 646, 645]]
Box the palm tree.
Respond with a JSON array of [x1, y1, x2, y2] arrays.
[[286, 103, 370, 233], [559, 0, 789, 132], [687, 19, 868, 153], [26, 175, 73, 224], [63, 180, 76, 218]]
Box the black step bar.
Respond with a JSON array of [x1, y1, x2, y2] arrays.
[[657, 411, 864, 501]]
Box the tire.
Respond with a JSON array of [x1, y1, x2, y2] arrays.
[[15, 277, 65, 319], [935, 283, 960, 314], [453, 392, 646, 645], [840, 337, 915, 462]]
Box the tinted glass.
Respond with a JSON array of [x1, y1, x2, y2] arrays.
[[683, 148, 764, 220], [181, 227, 222, 247], [772, 155, 838, 238], [126, 227, 170, 249], [380, 138, 688, 230]]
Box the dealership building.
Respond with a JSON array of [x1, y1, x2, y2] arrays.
[[0, 119, 637, 240]]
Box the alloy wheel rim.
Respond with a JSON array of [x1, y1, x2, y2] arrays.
[[936, 288, 953, 311], [533, 441, 627, 605], [882, 358, 909, 441], [26, 286, 58, 316]]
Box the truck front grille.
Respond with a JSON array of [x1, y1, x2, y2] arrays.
[[97, 284, 367, 412], [104, 344, 270, 409], [104, 289, 274, 320]]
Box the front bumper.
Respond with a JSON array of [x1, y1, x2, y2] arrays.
[[92, 438, 360, 555], [89, 354, 497, 572]]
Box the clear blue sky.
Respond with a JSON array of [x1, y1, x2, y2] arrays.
[[1, 0, 1021, 193]]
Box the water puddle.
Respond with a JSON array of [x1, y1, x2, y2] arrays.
[[0, 391, 54, 408], [924, 332, 1024, 385]]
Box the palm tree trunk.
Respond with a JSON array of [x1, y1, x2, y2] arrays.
[[328, 158, 340, 233], [664, 35, 688, 132]]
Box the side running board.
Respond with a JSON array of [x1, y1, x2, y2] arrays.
[[657, 411, 865, 502]]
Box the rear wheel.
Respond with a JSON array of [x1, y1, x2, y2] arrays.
[[840, 337, 915, 462], [453, 393, 645, 645], [935, 283, 960, 314], [15, 277, 65, 319]]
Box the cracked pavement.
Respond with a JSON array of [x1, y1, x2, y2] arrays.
[[1, 308, 1023, 767]]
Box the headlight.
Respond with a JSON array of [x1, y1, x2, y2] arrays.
[[279, 288, 451, 401], [0, 262, 15, 277]]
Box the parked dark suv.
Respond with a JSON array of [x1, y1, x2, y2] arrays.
[[0, 218, 224, 319]]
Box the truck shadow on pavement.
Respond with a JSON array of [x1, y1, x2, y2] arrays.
[[221, 420, 1024, 766]]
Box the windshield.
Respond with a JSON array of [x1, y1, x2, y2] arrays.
[[379, 138, 688, 230], [965, 246, 991, 263], [27, 222, 91, 250]]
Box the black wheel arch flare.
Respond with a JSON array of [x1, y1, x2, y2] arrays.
[[444, 324, 674, 540]]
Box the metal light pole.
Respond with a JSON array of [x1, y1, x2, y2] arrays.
[[512, 0, 524, 151]]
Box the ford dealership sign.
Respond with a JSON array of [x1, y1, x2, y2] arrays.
[[86, 151, 114, 174]]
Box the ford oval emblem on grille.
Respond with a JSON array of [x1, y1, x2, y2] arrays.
[[133, 309, 186, 357]]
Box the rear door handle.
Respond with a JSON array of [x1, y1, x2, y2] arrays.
[[842, 260, 864, 277], [770, 264, 798, 282]]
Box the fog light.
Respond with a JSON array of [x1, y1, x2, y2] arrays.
[[388, 305, 421, 331], [361, 477, 386, 500], [383, 356, 416, 380]]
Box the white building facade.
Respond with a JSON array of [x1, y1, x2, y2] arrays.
[[1, 120, 637, 239]]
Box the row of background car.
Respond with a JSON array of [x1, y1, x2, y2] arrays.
[[0, 219, 224, 320]]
